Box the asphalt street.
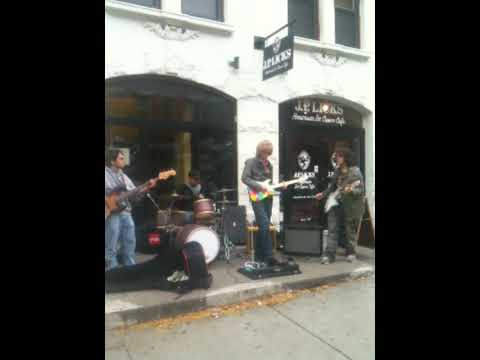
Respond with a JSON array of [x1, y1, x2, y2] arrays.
[[106, 275, 374, 360]]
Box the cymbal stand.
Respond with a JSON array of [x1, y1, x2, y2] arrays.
[[216, 194, 237, 263], [164, 194, 181, 249], [146, 193, 161, 211], [147, 192, 176, 249]]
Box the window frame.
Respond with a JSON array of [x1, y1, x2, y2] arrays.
[[118, 0, 161, 8], [288, 0, 320, 41], [335, 0, 360, 48], [181, 0, 224, 22]]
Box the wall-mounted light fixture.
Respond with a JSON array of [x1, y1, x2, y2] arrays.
[[229, 56, 239, 69], [254, 36, 265, 50]]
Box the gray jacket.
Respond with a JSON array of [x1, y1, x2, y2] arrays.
[[241, 157, 273, 192]]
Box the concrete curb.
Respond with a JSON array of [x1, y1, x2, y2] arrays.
[[105, 264, 374, 331]]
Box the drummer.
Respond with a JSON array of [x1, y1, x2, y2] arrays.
[[176, 169, 216, 222]]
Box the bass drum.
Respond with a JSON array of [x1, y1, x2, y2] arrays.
[[175, 224, 220, 264]]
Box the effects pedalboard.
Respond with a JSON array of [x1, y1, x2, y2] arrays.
[[237, 258, 301, 280]]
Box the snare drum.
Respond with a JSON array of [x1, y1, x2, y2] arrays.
[[193, 198, 215, 221], [175, 224, 220, 264]]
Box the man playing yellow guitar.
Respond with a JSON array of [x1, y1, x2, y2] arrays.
[[241, 140, 287, 266], [105, 149, 176, 270]]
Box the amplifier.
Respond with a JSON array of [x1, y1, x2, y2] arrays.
[[223, 206, 247, 245], [284, 226, 323, 256]]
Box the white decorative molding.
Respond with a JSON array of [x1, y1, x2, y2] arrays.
[[144, 22, 199, 41], [311, 53, 347, 67], [294, 37, 371, 61], [106, 0, 234, 36]]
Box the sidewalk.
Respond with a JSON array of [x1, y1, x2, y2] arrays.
[[105, 247, 375, 331]]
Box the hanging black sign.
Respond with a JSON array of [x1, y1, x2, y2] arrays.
[[263, 24, 294, 80]]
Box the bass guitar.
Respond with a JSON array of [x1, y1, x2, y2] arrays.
[[105, 169, 176, 219], [324, 180, 361, 213], [248, 175, 309, 202]]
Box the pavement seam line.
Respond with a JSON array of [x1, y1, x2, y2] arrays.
[[125, 346, 134, 360], [269, 305, 355, 360]]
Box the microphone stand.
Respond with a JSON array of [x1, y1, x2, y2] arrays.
[[146, 193, 161, 211]]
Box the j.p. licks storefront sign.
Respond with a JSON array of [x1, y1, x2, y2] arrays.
[[292, 99, 347, 126]]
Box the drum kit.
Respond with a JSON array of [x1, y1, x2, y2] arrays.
[[146, 188, 238, 264]]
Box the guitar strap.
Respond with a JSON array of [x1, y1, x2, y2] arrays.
[[261, 159, 271, 179]]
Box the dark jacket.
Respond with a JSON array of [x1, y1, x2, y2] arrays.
[[323, 166, 365, 220], [241, 157, 273, 192], [176, 183, 213, 211]]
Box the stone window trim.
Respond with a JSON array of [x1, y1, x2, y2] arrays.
[[294, 36, 371, 61], [105, 0, 234, 35]]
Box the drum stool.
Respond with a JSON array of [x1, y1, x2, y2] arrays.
[[246, 225, 277, 261]]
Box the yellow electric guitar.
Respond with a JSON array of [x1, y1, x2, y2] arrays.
[[105, 169, 176, 219]]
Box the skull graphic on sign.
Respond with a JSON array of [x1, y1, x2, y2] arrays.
[[297, 150, 311, 170], [273, 37, 281, 54]]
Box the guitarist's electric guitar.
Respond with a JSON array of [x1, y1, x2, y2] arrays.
[[105, 169, 176, 219], [248, 175, 309, 202], [324, 180, 361, 213]]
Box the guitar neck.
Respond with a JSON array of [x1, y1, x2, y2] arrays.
[[120, 178, 156, 200], [270, 178, 301, 190], [138, 178, 158, 191]]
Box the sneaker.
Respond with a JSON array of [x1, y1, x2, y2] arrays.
[[320, 256, 330, 264], [346, 254, 356, 263]]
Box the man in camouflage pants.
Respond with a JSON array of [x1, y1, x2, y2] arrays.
[[315, 148, 365, 264]]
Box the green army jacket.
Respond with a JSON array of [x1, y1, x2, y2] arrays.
[[323, 166, 365, 220]]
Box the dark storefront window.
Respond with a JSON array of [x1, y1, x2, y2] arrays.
[[335, 0, 360, 48], [119, 0, 161, 8], [182, 0, 223, 21], [279, 98, 364, 229], [106, 76, 236, 236], [288, 0, 318, 40]]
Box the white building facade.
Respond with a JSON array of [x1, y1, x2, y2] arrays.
[[105, 0, 375, 235]]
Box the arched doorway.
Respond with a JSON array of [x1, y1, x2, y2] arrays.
[[279, 96, 366, 253], [105, 74, 237, 250]]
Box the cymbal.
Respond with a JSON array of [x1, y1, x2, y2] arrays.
[[215, 188, 236, 193], [216, 200, 237, 204], [167, 193, 192, 199]]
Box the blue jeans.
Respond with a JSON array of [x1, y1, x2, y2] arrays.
[[105, 212, 136, 270], [251, 197, 273, 261]]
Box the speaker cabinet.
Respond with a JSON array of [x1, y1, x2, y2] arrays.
[[284, 226, 323, 256], [223, 206, 247, 245]]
